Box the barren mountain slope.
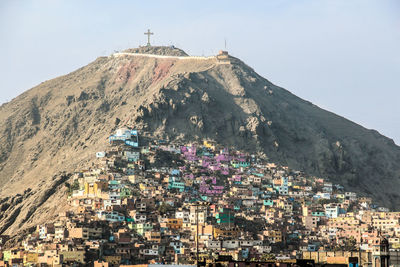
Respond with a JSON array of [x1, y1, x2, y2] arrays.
[[0, 46, 399, 235]]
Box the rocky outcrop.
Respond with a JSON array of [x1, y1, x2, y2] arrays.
[[123, 46, 188, 56]]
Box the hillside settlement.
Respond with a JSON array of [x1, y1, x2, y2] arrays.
[[0, 128, 398, 267]]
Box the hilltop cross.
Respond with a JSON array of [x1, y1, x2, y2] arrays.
[[144, 29, 154, 46]]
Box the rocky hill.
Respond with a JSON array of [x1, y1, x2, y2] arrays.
[[1, 46, 400, 235], [122, 45, 188, 56]]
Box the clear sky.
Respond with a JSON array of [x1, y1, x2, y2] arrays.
[[1, 0, 399, 144]]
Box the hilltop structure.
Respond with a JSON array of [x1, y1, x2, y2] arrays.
[[144, 29, 154, 46]]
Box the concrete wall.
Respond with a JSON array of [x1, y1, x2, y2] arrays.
[[301, 251, 400, 267], [113, 52, 216, 61]]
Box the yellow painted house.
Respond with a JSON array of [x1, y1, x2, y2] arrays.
[[24, 252, 38, 265], [84, 181, 108, 197]]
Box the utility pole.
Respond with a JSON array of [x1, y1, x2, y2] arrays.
[[196, 204, 199, 266], [228, 209, 231, 229]]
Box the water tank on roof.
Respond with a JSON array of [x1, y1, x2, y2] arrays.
[[96, 152, 106, 158]]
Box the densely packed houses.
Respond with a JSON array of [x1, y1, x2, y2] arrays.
[[0, 127, 398, 266]]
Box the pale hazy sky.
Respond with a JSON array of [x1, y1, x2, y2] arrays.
[[1, 0, 399, 144]]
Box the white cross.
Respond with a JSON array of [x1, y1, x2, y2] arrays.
[[144, 29, 154, 46]]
